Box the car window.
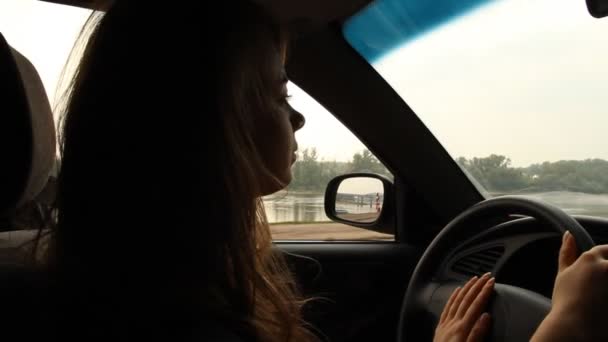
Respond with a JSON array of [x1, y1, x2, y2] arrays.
[[1, 1, 394, 241], [0, 0, 91, 112], [344, 0, 608, 218], [265, 82, 394, 241]]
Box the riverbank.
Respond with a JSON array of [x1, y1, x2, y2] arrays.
[[270, 222, 392, 240]]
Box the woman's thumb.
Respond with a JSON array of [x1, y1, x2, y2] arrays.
[[558, 231, 577, 273]]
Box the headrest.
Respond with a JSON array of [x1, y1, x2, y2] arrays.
[[0, 33, 56, 217]]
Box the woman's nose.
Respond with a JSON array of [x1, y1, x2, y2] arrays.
[[291, 108, 305, 131]]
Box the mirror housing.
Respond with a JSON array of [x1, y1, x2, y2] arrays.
[[587, 0, 608, 18], [324, 173, 394, 234]]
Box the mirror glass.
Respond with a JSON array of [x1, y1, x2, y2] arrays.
[[335, 177, 384, 223]]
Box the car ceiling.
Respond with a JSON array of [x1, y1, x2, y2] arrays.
[[40, 0, 373, 28]]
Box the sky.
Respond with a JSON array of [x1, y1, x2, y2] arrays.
[[373, 0, 608, 166], [0, 0, 367, 162], [1, 0, 607, 167], [338, 177, 384, 195]]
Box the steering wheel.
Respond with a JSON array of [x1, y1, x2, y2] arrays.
[[397, 195, 595, 342]]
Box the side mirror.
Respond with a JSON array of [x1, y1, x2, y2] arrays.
[[324, 173, 394, 234], [587, 0, 608, 18]]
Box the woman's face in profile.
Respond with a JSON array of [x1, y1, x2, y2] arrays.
[[255, 49, 305, 195]]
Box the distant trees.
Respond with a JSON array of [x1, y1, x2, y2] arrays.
[[288, 148, 391, 192], [289, 148, 348, 191], [457, 155, 608, 194], [456, 155, 528, 192], [290, 150, 608, 194], [524, 159, 608, 194], [349, 149, 391, 176]]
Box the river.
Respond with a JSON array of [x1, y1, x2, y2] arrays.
[[263, 191, 608, 224]]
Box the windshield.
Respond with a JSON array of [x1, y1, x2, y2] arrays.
[[344, 0, 608, 217]]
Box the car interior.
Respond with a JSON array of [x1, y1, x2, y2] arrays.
[[0, 31, 55, 264], [1, 0, 608, 341], [0, 28, 57, 336]]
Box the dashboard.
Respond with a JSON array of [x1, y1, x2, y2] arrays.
[[438, 215, 608, 298]]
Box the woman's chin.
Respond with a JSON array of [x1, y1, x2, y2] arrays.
[[259, 173, 291, 196]]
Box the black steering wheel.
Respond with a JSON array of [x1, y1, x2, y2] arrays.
[[398, 195, 595, 342]]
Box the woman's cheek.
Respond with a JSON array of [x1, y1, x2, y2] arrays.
[[274, 116, 293, 180]]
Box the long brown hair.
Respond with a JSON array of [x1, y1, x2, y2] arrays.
[[49, 1, 317, 341]]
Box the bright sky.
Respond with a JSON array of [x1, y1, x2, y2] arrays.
[[2, 0, 607, 167], [289, 83, 367, 162], [374, 0, 608, 167], [0, 0, 366, 162], [338, 177, 384, 194]]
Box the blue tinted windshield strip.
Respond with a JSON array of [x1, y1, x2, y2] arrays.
[[343, 0, 495, 62]]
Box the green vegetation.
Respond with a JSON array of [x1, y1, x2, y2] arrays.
[[289, 150, 608, 195], [289, 148, 391, 191], [457, 155, 608, 195]]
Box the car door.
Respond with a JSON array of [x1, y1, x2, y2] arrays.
[[265, 83, 422, 341], [272, 28, 483, 342]]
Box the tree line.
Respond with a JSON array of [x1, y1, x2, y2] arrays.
[[457, 155, 608, 195], [289, 148, 391, 192], [289, 150, 608, 195]]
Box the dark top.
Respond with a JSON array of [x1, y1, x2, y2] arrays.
[[0, 265, 252, 342]]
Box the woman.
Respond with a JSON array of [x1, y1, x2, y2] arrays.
[[48, 0, 490, 340], [47, 0, 608, 341], [52, 1, 313, 340]]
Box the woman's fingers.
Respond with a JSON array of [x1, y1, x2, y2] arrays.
[[589, 244, 608, 259], [456, 273, 492, 318], [463, 276, 495, 328], [447, 276, 478, 319], [435, 275, 494, 342], [466, 313, 492, 342], [558, 231, 578, 273], [440, 286, 461, 324]]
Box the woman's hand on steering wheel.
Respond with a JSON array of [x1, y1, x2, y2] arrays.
[[532, 231, 608, 342], [434, 273, 495, 342]]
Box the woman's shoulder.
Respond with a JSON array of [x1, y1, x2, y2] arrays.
[[206, 327, 249, 342], [187, 313, 253, 342], [202, 321, 253, 342]]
